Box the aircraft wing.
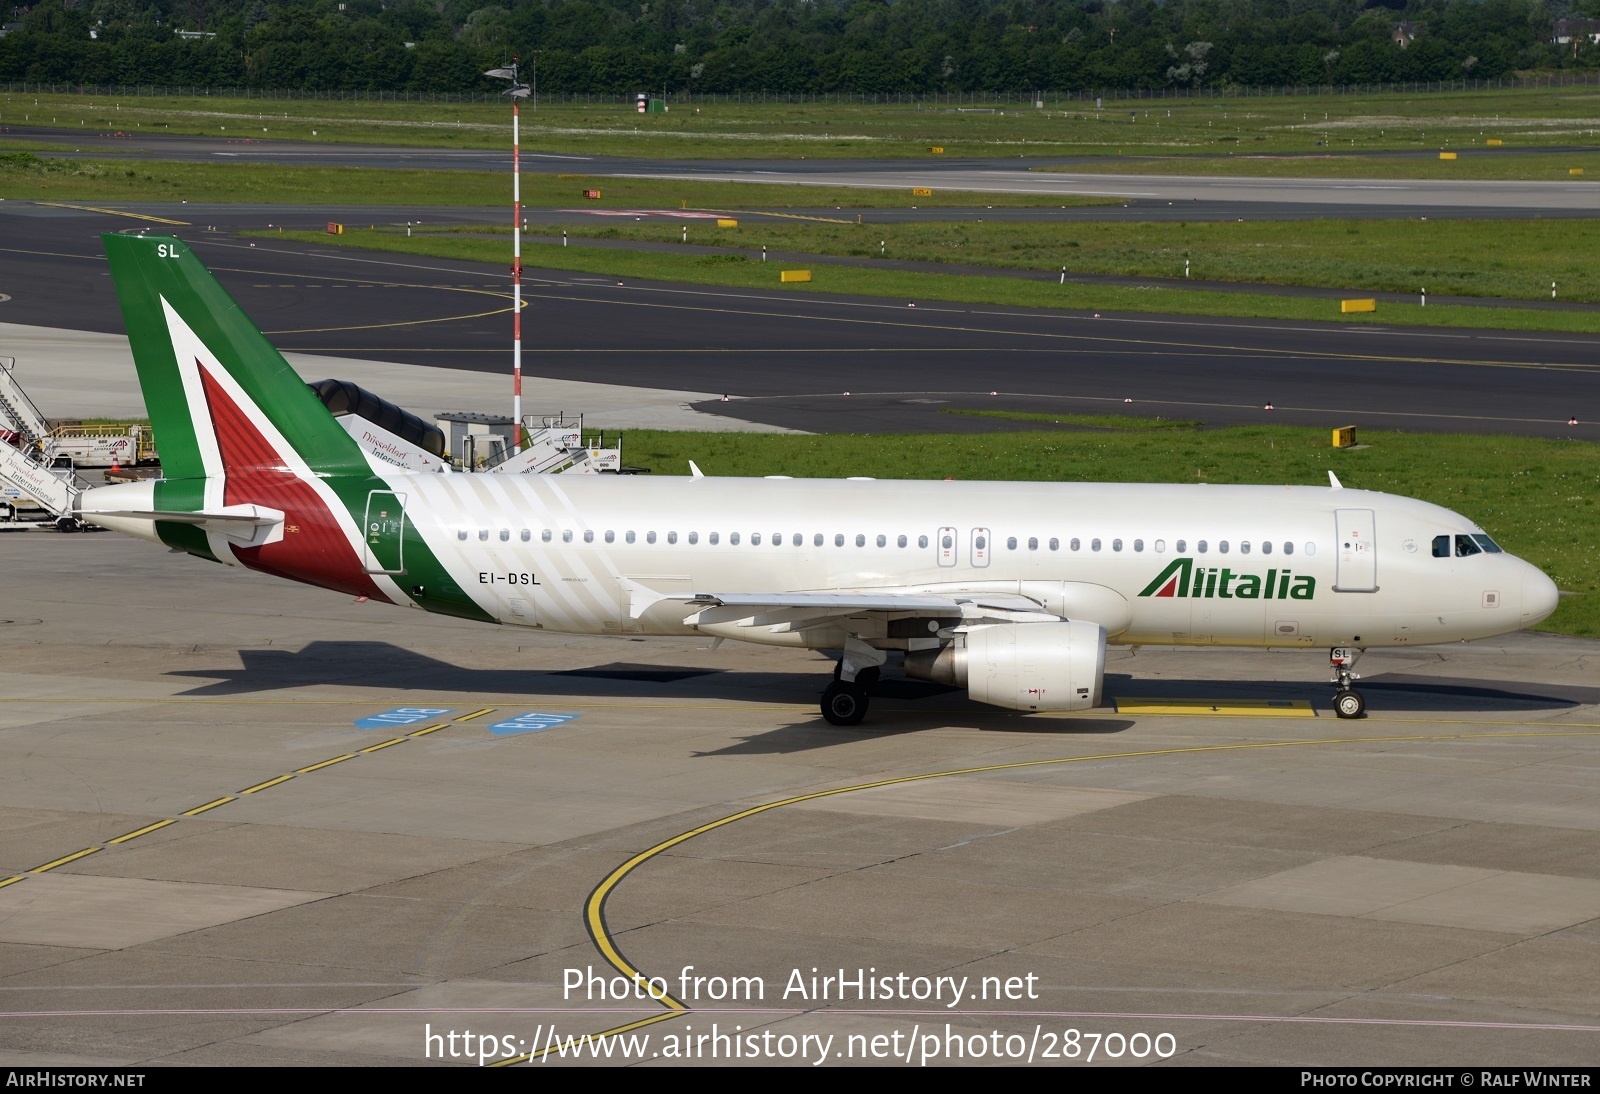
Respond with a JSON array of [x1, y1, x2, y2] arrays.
[[621, 584, 1061, 629]]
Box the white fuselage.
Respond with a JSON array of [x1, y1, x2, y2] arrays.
[[87, 474, 1557, 651]]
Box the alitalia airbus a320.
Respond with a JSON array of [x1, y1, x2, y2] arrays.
[[77, 234, 1560, 725]]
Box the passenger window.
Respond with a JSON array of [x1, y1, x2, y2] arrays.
[[855, 534, 866, 547], [1091, 538, 1101, 551], [877, 534, 887, 548], [541, 529, 553, 543], [583, 530, 594, 544], [918, 535, 929, 549], [711, 532, 720, 545], [941, 534, 953, 549], [1112, 538, 1122, 552], [1070, 538, 1081, 551], [562, 530, 573, 543], [478, 529, 489, 542], [688, 532, 699, 545], [668, 532, 678, 545], [975, 535, 987, 551], [1154, 539, 1165, 553], [1283, 542, 1293, 555], [729, 533, 739, 545], [521, 529, 531, 543], [1262, 540, 1272, 555], [1197, 540, 1208, 554], [1133, 539, 1144, 552], [1305, 543, 1316, 556], [836, 534, 845, 547], [1176, 539, 1186, 552], [1049, 538, 1059, 551], [898, 535, 908, 548], [626, 531, 636, 544], [1473, 535, 1503, 554], [457, 530, 468, 541], [774, 534, 782, 547], [604, 530, 615, 544], [1007, 537, 1018, 550], [794, 533, 803, 546], [1239, 541, 1250, 555], [752, 533, 762, 545], [1455, 534, 1482, 557], [1027, 537, 1038, 551], [1433, 535, 1450, 558], [814, 533, 824, 547], [647, 531, 657, 544], [1218, 540, 1228, 554], [499, 529, 510, 542]]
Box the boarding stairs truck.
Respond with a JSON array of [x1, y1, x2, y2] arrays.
[[0, 358, 88, 527], [484, 413, 625, 476]]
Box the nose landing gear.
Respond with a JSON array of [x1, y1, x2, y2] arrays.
[[1330, 647, 1366, 718]]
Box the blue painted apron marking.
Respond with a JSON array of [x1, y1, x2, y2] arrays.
[[490, 712, 581, 735], [355, 706, 454, 729]]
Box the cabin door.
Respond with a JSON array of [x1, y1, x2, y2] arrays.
[[1334, 508, 1377, 592]]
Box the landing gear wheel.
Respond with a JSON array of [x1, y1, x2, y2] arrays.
[[821, 681, 869, 726], [1334, 689, 1366, 719]]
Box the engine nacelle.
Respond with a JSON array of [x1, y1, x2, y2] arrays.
[[905, 620, 1106, 712]]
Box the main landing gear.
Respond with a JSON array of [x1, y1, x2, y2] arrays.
[[1330, 647, 1366, 719], [821, 641, 885, 727]]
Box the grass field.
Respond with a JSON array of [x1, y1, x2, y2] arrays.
[[6, 84, 1600, 159], [490, 216, 1600, 304], [253, 227, 1600, 333], [0, 151, 1108, 208], [617, 425, 1598, 637]]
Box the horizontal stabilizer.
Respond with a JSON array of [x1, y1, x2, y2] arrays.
[[94, 503, 284, 547]]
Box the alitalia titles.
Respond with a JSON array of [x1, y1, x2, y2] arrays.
[[1138, 557, 1315, 600]]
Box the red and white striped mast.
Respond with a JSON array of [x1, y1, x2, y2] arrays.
[[485, 60, 531, 453]]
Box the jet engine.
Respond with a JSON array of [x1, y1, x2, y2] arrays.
[[904, 620, 1106, 712]]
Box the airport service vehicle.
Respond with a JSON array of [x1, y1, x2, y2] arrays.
[[77, 234, 1560, 725]]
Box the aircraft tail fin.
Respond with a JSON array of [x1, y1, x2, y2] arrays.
[[102, 232, 365, 484]]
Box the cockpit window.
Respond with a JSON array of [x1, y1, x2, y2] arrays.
[[1472, 535, 1503, 554], [1455, 534, 1482, 557], [1432, 535, 1450, 558]]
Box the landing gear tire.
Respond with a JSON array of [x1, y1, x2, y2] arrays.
[[1334, 689, 1366, 719], [821, 681, 869, 727]]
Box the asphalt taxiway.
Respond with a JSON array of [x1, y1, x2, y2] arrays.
[[2, 532, 1598, 1066], [3, 202, 1597, 439]]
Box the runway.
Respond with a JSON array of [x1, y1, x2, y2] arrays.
[[15, 125, 1600, 218], [2, 200, 1596, 438]]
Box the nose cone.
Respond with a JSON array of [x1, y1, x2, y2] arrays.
[[1521, 563, 1560, 626]]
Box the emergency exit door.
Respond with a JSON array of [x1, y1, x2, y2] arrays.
[[1334, 508, 1377, 592]]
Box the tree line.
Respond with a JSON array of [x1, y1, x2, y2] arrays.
[[2, 0, 1596, 94]]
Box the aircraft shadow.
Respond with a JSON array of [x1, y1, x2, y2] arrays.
[[693, 716, 1138, 758], [162, 643, 1590, 719], [1109, 672, 1596, 713]]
